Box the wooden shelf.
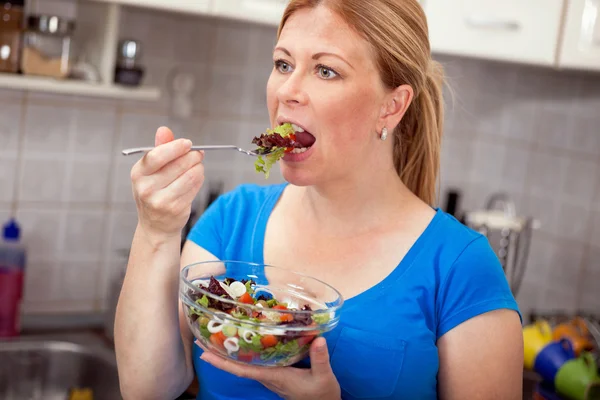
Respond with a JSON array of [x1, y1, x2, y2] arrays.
[[0, 73, 160, 101]]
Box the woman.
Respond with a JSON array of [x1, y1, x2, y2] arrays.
[[114, 0, 524, 399]]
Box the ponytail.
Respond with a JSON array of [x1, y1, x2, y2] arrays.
[[393, 60, 445, 206]]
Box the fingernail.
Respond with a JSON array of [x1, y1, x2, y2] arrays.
[[316, 343, 326, 353], [184, 139, 192, 148]]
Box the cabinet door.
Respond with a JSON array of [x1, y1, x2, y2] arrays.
[[212, 0, 288, 26], [559, 0, 600, 71], [426, 0, 565, 66], [91, 0, 212, 15]]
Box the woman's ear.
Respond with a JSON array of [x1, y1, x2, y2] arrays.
[[378, 84, 414, 132]]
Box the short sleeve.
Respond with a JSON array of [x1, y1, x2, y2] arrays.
[[186, 193, 228, 259], [436, 236, 522, 339]]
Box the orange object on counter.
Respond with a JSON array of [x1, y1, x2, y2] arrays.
[[553, 317, 594, 356]]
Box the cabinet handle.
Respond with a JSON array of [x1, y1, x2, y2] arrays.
[[465, 15, 521, 31]]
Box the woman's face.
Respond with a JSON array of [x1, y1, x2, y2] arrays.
[[266, 5, 392, 186]]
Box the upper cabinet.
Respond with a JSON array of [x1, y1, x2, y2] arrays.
[[212, 0, 287, 26], [90, 0, 212, 15], [424, 0, 565, 67], [558, 0, 600, 71]]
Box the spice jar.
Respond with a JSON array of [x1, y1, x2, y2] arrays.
[[21, 15, 75, 79], [0, 1, 25, 73]]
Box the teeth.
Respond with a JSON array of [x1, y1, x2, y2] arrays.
[[291, 123, 304, 133], [291, 147, 308, 154]]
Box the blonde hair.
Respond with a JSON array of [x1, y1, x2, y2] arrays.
[[278, 0, 445, 206]]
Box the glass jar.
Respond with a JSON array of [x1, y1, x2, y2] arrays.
[[21, 15, 75, 79], [0, 1, 25, 73]]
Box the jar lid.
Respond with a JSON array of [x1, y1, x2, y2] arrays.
[[2, 1, 25, 6], [27, 15, 75, 35]]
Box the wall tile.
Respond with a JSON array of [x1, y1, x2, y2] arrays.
[[527, 150, 569, 197], [172, 16, 216, 64], [500, 145, 530, 196], [469, 138, 506, 185], [19, 156, 66, 202], [546, 241, 585, 292], [533, 109, 574, 151], [106, 209, 138, 256], [580, 246, 600, 304], [560, 158, 598, 207], [590, 207, 600, 248], [18, 157, 67, 203], [67, 158, 111, 203], [504, 102, 537, 143], [207, 69, 246, 116], [0, 102, 22, 155], [0, 88, 24, 102], [555, 201, 592, 243], [22, 260, 60, 303], [72, 108, 117, 157], [118, 112, 170, 150], [61, 210, 106, 259], [111, 157, 136, 204], [23, 104, 74, 155], [213, 21, 253, 67], [0, 155, 17, 203], [16, 209, 64, 257], [522, 193, 560, 237], [568, 115, 600, 157], [57, 261, 101, 302]]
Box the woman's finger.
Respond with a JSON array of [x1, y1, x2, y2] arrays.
[[162, 162, 204, 200], [140, 138, 192, 175], [151, 150, 204, 190], [309, 337, 334, 378], [200, 352, 268, 381], [155, 126, 175, 146]]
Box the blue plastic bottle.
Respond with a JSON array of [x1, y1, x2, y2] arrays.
[[0, 218, 26, 337]]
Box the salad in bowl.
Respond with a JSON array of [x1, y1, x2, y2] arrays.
[[179, 260, 343, 367]]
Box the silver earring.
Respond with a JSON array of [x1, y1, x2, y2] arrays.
[[380, 127, 388, 141]]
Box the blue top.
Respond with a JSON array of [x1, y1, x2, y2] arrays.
[[187, 183, 521, 400]]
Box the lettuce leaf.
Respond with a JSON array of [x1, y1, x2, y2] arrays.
[[255, 147, 286, 179]]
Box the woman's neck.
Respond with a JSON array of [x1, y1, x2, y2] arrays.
[[294, 164, 420, 237]]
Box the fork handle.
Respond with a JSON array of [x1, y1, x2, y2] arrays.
[[121, 145, 238, 156]]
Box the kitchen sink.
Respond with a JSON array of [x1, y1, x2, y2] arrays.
[[0, 333, 121, 400]]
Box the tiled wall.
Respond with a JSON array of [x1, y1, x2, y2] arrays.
[[1, 6, 598, 319]]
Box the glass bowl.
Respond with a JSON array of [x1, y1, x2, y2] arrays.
[[179, 260, 344, 367]]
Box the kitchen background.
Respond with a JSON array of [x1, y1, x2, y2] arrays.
[[1, 0, 599, 399], [0, 0, 599, 336]]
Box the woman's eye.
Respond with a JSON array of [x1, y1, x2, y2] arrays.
[[275, 60, 292, 73], [317, 65, 338, 80]]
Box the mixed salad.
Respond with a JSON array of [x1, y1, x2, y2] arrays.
[[187, 275, 330, 365], [251, 122, 315, 178]]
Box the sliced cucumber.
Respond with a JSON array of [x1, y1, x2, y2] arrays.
[[222, 324, 238, 337]]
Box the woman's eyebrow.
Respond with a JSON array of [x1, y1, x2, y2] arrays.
[[274, 46, 354, 70]]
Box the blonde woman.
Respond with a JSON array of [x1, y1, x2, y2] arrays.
[[115, 0, 524, 399]]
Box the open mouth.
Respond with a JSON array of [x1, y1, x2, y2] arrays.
[[288, 123, 315, 154]]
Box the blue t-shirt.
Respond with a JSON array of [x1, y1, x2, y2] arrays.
[[187, 183, 521, 400]]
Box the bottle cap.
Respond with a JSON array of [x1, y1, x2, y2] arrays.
[[3, 218, 20, 241]]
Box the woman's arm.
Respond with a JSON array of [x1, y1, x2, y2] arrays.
[[114, 128, 206, 400], [437, 309, 524, 400]]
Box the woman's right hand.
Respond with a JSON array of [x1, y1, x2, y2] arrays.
[[130, 126, 205, 245]]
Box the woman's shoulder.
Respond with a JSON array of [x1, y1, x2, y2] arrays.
[[425, 209, 503, 276], [210, 182, 287, 212]]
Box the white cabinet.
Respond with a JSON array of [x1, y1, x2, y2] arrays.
[[211, 0, 287, 26], [425, 0, 565, 66], [558, 0, 600, 71], [90, 0, 212, 16]]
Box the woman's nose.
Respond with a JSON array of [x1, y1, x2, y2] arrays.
[[277, 73, 308, 106]]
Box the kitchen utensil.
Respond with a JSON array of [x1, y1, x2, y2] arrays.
[[553, 317, 595, 356], [114, 39, 144, 86], [524, 320, 554, 369], [121, 145, 276, 157], [534, 338, 576, 384], [463, 192, 540, 297], [555, 352, 600, 400]]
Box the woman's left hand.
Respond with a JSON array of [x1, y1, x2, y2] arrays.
[[198, 337, 341, 400]]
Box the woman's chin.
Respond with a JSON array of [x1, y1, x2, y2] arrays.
[[280, 164, 315, 187]]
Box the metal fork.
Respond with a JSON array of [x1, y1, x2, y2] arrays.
[[121, 145, 271, 157]]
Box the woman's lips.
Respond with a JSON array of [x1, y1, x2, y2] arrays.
[[283, 143, 315, 162]]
